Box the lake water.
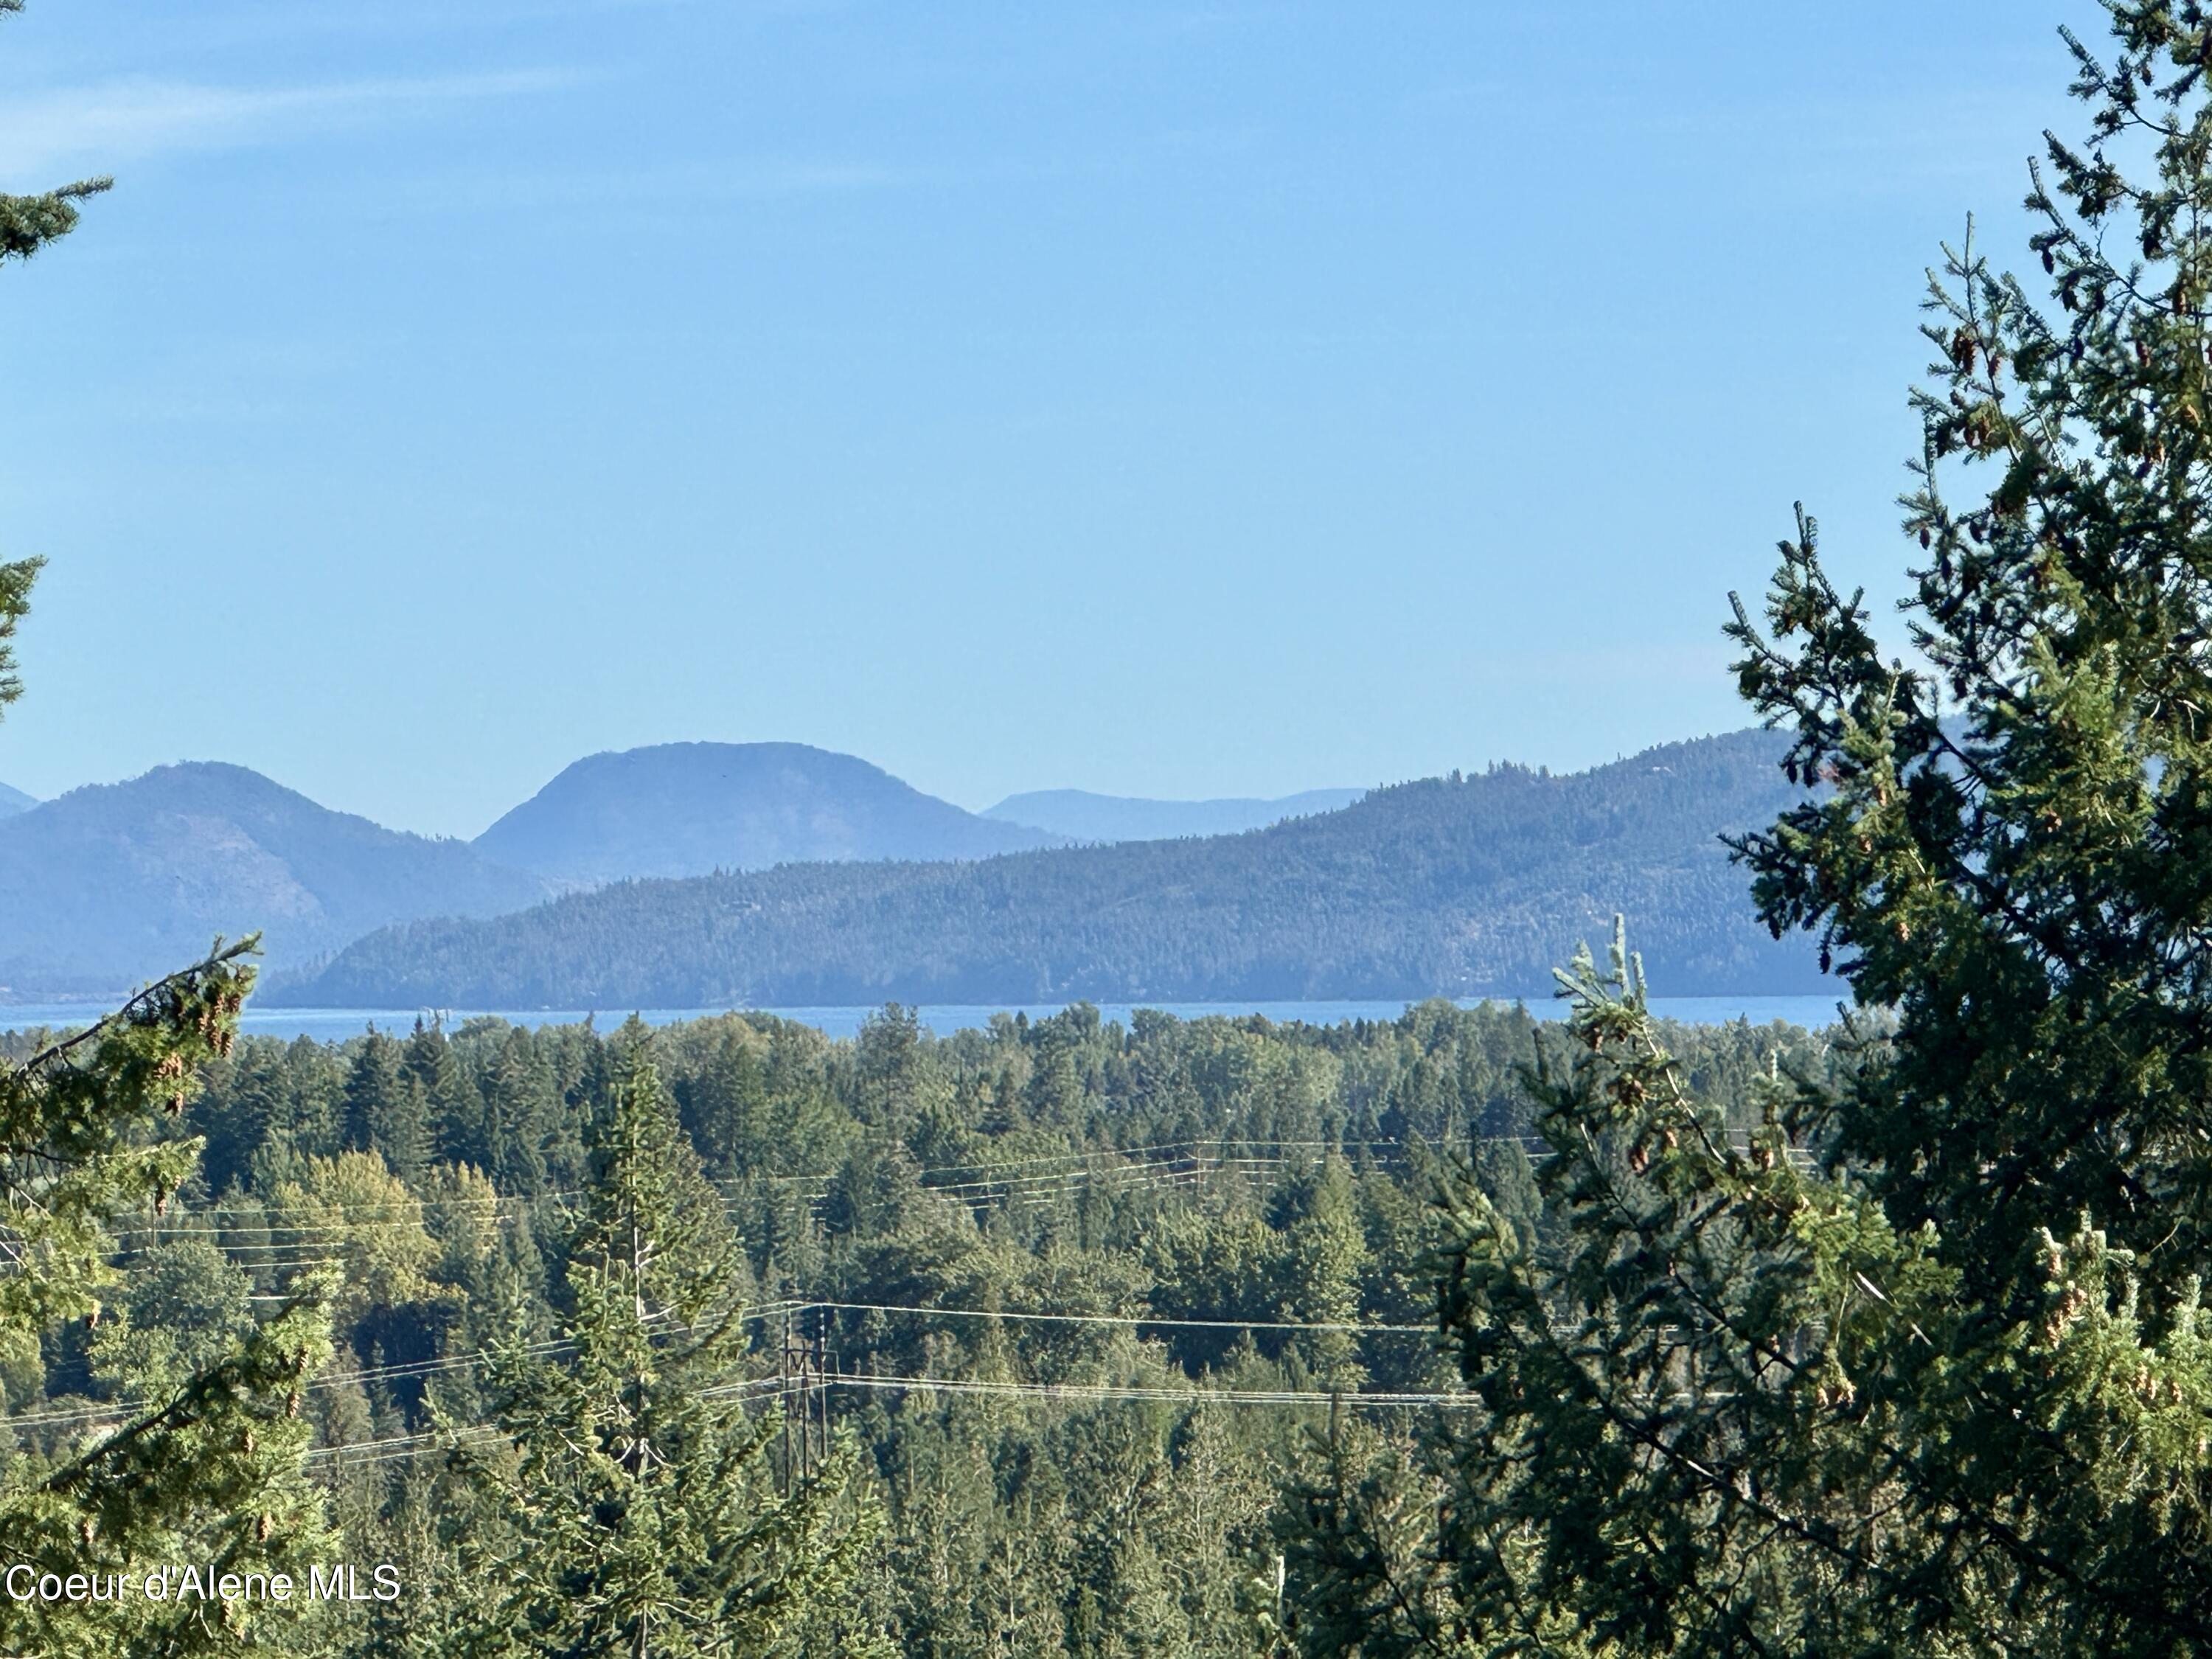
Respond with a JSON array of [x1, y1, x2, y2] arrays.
[[1, 993, 1849, 1043]]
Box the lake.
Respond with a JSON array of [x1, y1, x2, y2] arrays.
[[1, 993, 1850, 1043]]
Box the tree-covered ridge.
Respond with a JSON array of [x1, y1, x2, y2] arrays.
[[278, 728, 1821, 1009], [1, 998, 1842, 1656], [0, 763, 549, 997], [981, 787, 1364, 843]]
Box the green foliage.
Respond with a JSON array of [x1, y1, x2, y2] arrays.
[[343, 1029, 431, 1183], [448, 1046, 877, 1657], [1286, 7, 2212, 1654], [0, 552, 41, 713], [0, 173, 107, 265], [89, 1238, 257, 1395], [0, 962, 343, 1658], [83, 998, 1834, 1658], [0, 885, 344, 1658], [268, 1151, 442, 1335], [0, 28, 341, 1644]]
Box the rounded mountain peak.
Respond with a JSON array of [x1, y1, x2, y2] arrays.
[[473, 740, 1057, 886]]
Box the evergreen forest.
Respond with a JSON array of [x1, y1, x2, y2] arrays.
[[8, 0, 2212, 1653], [0, 998, 1843, 1656]]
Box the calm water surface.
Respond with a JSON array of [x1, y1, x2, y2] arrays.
[[1, 994, 1849, 1043]]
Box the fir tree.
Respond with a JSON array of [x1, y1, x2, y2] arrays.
[[451, 1043, 880, 1658], [685, 1032, 770, 1180], [346, 1029, 430, 1183], [1287, 7, 2212, 1655], [480, 1025, 553, 1197], [405, 1018, 487, 1174]]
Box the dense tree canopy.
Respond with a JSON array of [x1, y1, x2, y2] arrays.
[[2, 997, 1840, 1656], [1288, 5, 2212, 1654], [23, 1, 2212, 1652]]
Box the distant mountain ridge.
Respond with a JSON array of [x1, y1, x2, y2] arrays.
[[983, 787, 1364, 842], [0, 763, 546, 997], [473, 742, 1062, 886], [275, 728, 1827, 1009], [0, 781, 32, 818]]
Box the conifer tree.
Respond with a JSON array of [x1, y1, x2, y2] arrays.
[[406, 1018, 488, 1173], [0, 11, 336, 1647], [451, 1043, 880, 1658], [345, 1029, 430, 1183], [1290, 6, 2212, 1655], [481, 1026, 553, 1196]]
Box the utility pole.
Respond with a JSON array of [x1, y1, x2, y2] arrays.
[[815, 1313, 831, 1468]]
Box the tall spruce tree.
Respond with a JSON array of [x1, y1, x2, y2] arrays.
[[345, 1029, 430, 1184], [450, 1043, 880, 1658], [0, 15, 335, 1646], [1287, 6, 2212, 1656]]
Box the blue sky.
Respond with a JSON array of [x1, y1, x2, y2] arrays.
[[0, 0, 2082, 837]]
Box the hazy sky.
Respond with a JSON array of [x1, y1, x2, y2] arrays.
[[0, 0, 2083, 837]]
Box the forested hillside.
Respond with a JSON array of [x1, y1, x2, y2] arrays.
[[0, 998, 1843, 1655], [0, 763, 547, 995], [475, 741, 1062, 885], [281, 728, 1822, 1007], [983, 787, 1364, 842], [0, 779, 31, 816]]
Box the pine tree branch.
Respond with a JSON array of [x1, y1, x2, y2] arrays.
[[9, 937, 260, 1079]]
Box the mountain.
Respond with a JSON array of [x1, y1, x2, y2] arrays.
[[276, 729, 1828, 1009], [473, 742, 1062, 886], [0, 763, 548, 998], [983, 787, 1365, 842], [0, 781, 33, 818]]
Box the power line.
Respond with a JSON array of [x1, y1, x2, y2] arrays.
[[302, 1368, 1461, 1471], [111, 1216, 520, 1241], [722, 1371, 1478, 1411], [116, 1192, 553, 1221], [803, 1300, 1433, 1336], [2, 1302, 816, 1439]]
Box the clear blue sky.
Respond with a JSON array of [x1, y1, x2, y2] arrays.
[[0, 0, 2081, 837]]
